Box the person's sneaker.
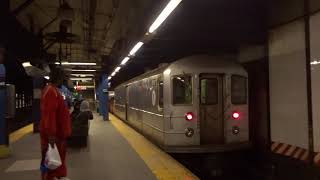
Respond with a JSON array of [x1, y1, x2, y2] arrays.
[[59, 178, 70, 180], [53, 177, 70, 180]]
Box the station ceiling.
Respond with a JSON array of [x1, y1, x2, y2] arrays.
[[5, 0, 266, 87], [110, 0, 267, 87]]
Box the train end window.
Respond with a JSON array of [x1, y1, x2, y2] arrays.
[[200, 78, 218, 105], [172, 75, 192, 105], [231, 75, 247, 105]]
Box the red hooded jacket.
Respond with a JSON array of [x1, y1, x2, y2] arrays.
[[40, 84, 71, 139]]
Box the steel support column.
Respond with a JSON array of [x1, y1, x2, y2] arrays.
[[0, 64, 9, 158], [97, 75, 109, 121], [303, 0, 314, 164], [32, 77, 43, 133]]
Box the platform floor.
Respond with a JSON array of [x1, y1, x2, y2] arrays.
[[0, 113, 197, 180]]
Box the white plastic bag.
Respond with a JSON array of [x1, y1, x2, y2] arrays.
[[45, 143, 62, 170]]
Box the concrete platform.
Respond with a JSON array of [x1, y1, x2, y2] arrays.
[[0, 114, 197, 180]]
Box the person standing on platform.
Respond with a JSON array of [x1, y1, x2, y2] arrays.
[[68, 99, 81, 147], [69, 100, 93, 148], [79, 100, 93, 136], [40, 68, 71, 180]]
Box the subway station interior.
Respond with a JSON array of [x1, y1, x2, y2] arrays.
[[0, 0, 320, 179]]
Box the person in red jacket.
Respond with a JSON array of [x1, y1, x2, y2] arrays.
[[40, 68, 71, 180]]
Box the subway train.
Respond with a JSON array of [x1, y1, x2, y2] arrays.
[[113, 55, 250, 153]]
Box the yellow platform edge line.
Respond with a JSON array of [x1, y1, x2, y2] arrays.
[[0, 145, 10, 158], [109, 113, 199, 180], [9, 124, 34, 143]]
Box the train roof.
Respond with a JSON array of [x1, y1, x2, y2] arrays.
[[115, 55, 246, 88], [115, 63, 170, 88], [168, 55, 247, 75]]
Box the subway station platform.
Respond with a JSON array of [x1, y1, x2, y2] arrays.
[[0, 114, 197, 180]]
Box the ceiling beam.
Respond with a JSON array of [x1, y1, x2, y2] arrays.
[[43, 39, 58, 51], [39, 17, 58, 33], [12, 0, 35, 16]]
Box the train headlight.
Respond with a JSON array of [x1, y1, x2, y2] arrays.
[[232, 126, 240, 135], [185, 128, 194, 137]]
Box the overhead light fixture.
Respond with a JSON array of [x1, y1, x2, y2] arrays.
[[115, 66, 121, 72], [164, 69, 171, 75], [70, 77, 93, 81], [71, 74, 94, 77], [148, 0, 182, 33], [44, 76, 50, 80], [121, 57, 130, 65], [55, 62, 96, 66], [129, 42, 144, 56], [311, 60, 320, 65], [108, 76, 112, 80], [22, 62, 32, 67], [71, 69, 96, 72], [111, 72, 116, 77]]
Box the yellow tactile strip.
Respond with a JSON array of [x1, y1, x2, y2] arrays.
[[109, 114, 199, 180], [0, 124, 33, 158], [9, 124, 33, 143]]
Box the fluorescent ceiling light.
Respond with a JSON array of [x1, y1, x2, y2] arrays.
[[111, 72, 116, 77], [129, 42, 144, 56], [109, 91, 115, 96], [71, 74, 94, 77], [108, 76, 112, 80], [164, 69, 171, 75], [70, 78, 93, 81], [71, 69, 96, 72], [148, 0, 182, 33], [115, 66, 121, 72], [22, 62, 32, 67], [121, 57, 130, 65], [55, 62, 96, 66], [44, 76, 50, 80], [311, 61, 320, 65]]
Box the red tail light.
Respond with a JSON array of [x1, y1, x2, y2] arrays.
[[185, 112, 194, 121], [232, 112, 240, 120]]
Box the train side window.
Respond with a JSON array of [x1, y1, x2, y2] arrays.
[[200, 79, 218, 105], [231, 75, 247, 104], [172, 75, 192, 105], [159, 80, 163, 108], [22, 94, 25, 108], [15, 93, 19, 108]]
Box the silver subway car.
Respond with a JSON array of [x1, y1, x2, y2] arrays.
[[113, 55, 250, 153]]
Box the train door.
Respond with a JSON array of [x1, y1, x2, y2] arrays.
[[199, 74, 224, 144]]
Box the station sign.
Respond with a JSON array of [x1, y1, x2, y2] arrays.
[[75, 85, 95, 90]]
